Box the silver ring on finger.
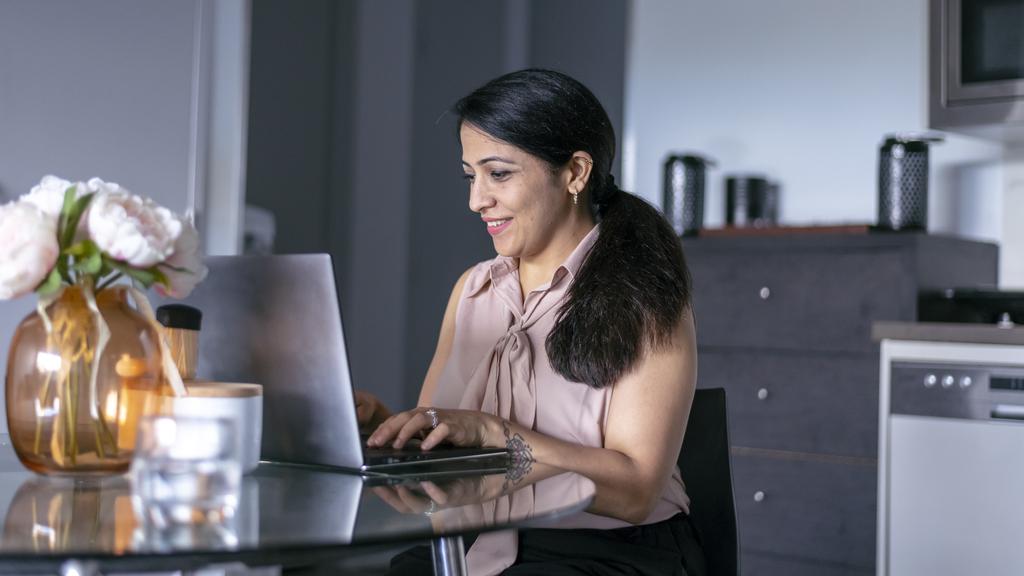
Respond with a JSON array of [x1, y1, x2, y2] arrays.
[[423, 500, 439, 516], [425, 408, 440, 430]]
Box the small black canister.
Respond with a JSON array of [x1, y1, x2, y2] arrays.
[[663, 154, 714, 236], [156, 304, 203, 380], [725, 175, 770, 227], [877, 133, 943, 231]]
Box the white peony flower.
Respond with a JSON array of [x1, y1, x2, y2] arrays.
[[20, 175, 79, 220], [87, 187, 182, 268], [155, 220, 207, 299], [0, 201, 60, 300], [81, 177, 123, 196]]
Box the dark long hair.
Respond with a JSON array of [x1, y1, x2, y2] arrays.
[[454, 69, 691, 389]]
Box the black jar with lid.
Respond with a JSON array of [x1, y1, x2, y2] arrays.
[[663, 154, 714, 236], [725, 175, 771, 227], [877, 133, 944, 231], [156, 304, 203, 380]]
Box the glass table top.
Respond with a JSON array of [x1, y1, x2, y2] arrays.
[[0, 439, 595, 569]]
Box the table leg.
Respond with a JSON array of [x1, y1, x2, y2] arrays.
[[431, 535, 467, 576]]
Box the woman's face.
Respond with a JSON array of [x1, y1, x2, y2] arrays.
[[460, 123, 574, 260]]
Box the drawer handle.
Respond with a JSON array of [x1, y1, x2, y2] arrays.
[[992, 404, 1024, 421], [758, 286, 771, 300], [757, 388, 769, 401], [753, 491, 765, 503]]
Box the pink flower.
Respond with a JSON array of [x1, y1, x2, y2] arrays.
[[155, 220, 207, 299], [86, 183, 182, 268], [0, 202, 60, 300]]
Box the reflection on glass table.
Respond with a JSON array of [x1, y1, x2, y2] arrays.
[[0, 440, 595, 575]]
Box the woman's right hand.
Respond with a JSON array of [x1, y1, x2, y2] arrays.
[[354, 390, 390, 431]]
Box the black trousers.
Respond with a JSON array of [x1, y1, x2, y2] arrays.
[[388, 512, 708, 576]]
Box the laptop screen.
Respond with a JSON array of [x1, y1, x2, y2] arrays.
[[157, 254, 365, 470]]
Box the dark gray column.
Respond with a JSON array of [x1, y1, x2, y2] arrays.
[[528, 0, 628, 179], [403, 1, 511, 406], [347, 0, 417, 412]]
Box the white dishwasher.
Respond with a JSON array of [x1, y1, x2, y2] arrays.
[[877, 336, 1024, 576]]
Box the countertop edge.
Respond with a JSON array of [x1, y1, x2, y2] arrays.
[[872, 321, 1024, 346]]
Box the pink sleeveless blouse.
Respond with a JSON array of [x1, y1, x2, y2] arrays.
[[431, 225, 690, 574]]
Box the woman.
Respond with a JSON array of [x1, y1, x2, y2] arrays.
[[357, 69, 704, 575]]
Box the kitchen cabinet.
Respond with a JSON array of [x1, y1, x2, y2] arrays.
[[741, 551, 872, 576], [682, 232, 997, 575]]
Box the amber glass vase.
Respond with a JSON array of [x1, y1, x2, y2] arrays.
[[5, 286, 163, 475]]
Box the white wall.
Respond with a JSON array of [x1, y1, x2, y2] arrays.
[[201, 0, 251, 256], [625, 0, 1019, 284], [1004, 152, 1024, 286]]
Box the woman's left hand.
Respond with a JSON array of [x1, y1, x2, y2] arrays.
[[366, 407, 500, 450]]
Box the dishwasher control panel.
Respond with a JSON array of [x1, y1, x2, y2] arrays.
[[890, 362, 1024, 421]]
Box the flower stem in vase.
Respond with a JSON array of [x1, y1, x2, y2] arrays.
[[92, 383, 117, 460], [33, 361, 55, 455], [68, 363, 79, 466], [95, 273, 122, 292], [50, 364, 67, 467]]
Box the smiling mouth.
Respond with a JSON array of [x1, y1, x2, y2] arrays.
[[485, 218, 512, 236]]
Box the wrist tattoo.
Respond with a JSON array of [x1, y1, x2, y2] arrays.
[[503, 420, 535, 488]]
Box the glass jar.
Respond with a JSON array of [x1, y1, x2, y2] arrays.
[[5, 286, 163, 475]]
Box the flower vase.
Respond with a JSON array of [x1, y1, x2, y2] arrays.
[[5, 286, 163, 475]]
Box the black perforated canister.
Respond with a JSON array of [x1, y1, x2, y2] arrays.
[[663, 154, 714, 236], [877, 134, 943, 231]]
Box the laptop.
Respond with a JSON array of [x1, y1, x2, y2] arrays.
[[158, 254, 507, 475]]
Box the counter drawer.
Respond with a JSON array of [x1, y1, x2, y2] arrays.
[[698, 350, 880, 458], [732, 453, 876, 569], [687, 249, 911, 353]]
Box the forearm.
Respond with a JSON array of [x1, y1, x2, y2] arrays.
[[487, 418, 666, 524]]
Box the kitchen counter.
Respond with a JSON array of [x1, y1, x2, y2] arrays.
[[872, 321, 1024, 346]]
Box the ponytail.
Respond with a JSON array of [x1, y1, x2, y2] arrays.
[[546, 185, 691, 389]]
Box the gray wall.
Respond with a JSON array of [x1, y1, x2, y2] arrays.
[[0, 0, 199, 212], [247, 0, 629, 411], [0, 0, 206, 431]]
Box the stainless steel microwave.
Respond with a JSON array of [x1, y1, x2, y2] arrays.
[[930, 0, 1024, 141]]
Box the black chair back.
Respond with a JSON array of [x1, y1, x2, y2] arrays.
[[677, 387, 739, 576]]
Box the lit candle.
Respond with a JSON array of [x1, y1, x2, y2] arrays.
[[115, 354, 150, 451]]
